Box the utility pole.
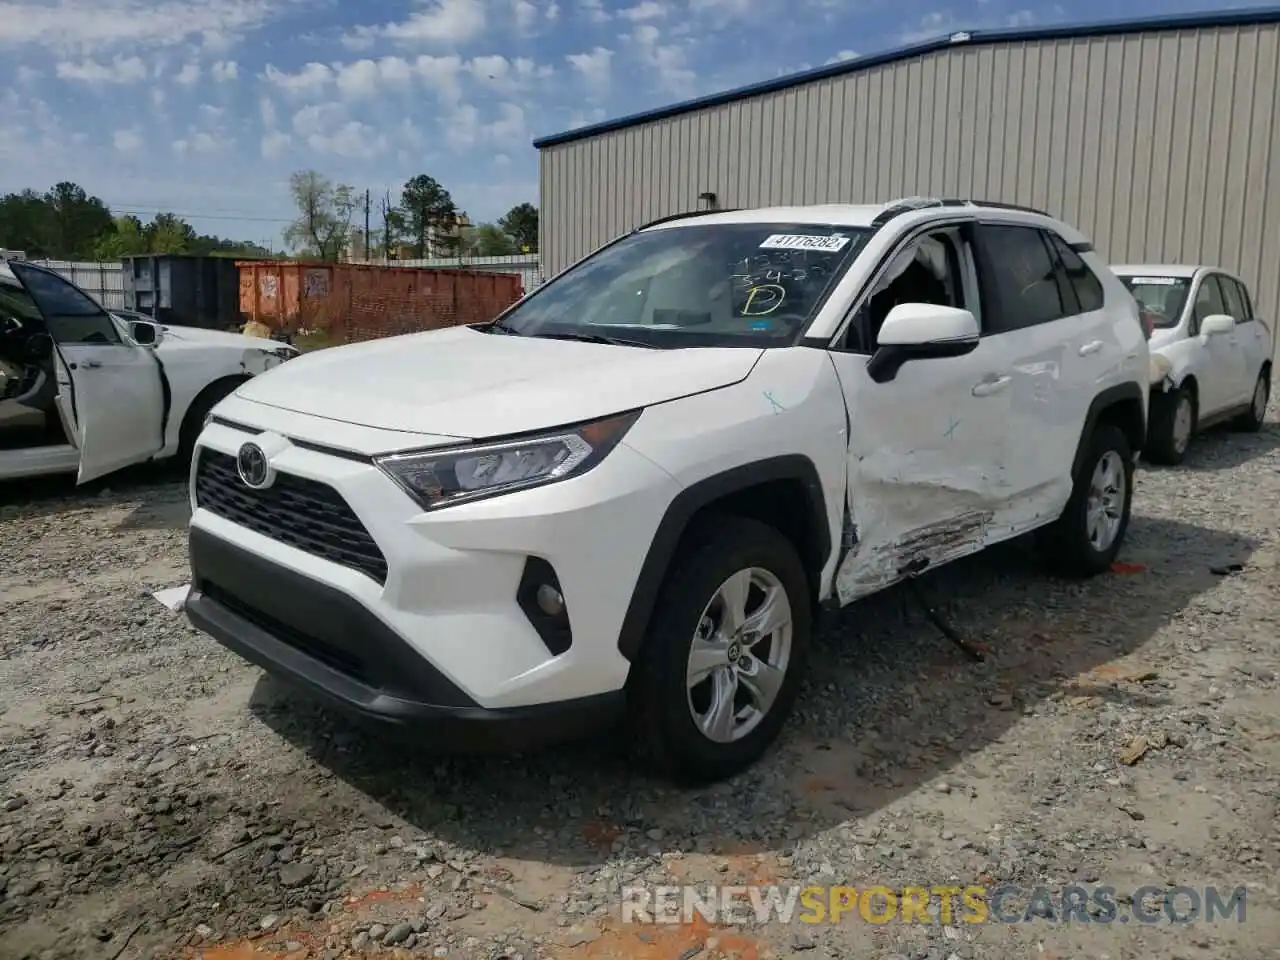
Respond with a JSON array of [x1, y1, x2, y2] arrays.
[[382, 188, 392, 264], [363, 189, 371, 262]]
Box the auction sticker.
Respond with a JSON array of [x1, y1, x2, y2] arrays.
[[759, 234, 850, 252]]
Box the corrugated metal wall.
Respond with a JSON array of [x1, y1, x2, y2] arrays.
[[539, 22, 1280, 323]]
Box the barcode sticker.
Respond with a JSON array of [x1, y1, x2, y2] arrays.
[[1130, 276, 1179, 285], [759, 234, 850, 252]]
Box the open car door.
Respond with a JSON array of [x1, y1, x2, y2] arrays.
[[7, 261, 165, 484]]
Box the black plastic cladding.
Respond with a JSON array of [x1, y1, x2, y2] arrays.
[[516, 557, 573, 657]]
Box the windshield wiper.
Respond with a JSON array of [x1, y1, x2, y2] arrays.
[[529, 330, 656, 348]]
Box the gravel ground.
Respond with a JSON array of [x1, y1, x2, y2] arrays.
[[3, 408, 1280, 960]]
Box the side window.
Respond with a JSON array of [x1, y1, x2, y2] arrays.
[[7, 265, 122, 346], [1191, 275, 1228, 335], [1235, 279, 1255, 321], [1220, 277, 1250, 324], [977, 224, 1066, 333], [1046, 233, 1105, 313], [846, 230, 966, 352]]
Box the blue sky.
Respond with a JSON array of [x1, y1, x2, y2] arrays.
[[0, 0, 1269, 248]]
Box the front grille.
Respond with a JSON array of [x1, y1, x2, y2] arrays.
[[194, 449, 388, 584]]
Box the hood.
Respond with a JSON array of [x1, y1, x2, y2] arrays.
[[234, 325, 762, 439], [157, 324, 284, 352]]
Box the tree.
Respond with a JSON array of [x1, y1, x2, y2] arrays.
[[377, 190, 407, 260], [92, 215, 149, 259], [43, 182, 115, 260], [466, 223, 517, 257], [147, 213, 199, 254], [498, 202, 538, 253], [283, 170, 357, 261], [401, 174, 458, 258]]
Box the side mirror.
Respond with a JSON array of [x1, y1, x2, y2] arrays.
[[130, 320, 163, 346], [27, 332, 53, 362], [867, 303, 980, 383], [1200, 313, 1234, 337]]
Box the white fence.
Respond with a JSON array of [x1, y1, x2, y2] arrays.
[[32, 260, 127, 309], [351, 254, 544, 294]]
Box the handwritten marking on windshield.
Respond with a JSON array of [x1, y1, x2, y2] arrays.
[[944, 416, 960, 439], [764, 391, 786, 413]]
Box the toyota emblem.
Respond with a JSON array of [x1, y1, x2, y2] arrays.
[[236, 442, 272, 489]]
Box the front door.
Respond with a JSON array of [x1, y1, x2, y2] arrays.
[[8, 262, 165, 483], [1189, 273, 1246, 416], [828, 224, 1014, 603]]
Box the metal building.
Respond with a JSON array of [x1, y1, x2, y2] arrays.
[[533, 8, 1280, 323]]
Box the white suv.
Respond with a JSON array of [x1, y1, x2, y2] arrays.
[[183, 198, 1149, 782]]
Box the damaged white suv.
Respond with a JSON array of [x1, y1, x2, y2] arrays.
[[184, 198, 1149, 782]]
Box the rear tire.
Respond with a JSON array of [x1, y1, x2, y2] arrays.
[[1041, 423, 1135, 578], [628, 517, 812, 784], [1146, 385, 1195, 465], [1233, 368, 1269, 432]]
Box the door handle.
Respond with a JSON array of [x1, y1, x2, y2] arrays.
[[1078, 340, 1104, 356], [83, 359, 103, 368], [972, 375, 1011, 397]]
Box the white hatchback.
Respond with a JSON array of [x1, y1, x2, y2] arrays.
[[1114, 265, 1272, 464]]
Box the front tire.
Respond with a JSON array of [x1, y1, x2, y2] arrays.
[[628, 517, 812, 784], [1147, 385, 1195, 465], [1042, 423, 1135, 578], [177, 378, 246, 469]]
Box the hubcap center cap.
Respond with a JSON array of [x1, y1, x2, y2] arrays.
[[726, 642, 741, 663]]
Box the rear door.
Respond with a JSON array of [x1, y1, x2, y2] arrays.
[[7, 261, 165, 483], [1219, 275, 1267, 402]]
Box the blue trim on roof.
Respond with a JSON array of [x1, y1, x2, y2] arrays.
[[532, 6, 1280, 149]]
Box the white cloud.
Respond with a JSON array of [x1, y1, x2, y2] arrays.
[[619, 1, 664, 21], [0, 0, 290, 55], [415, 54, 465, 101], [211, 59, 238, 81], [513, 0, 539, 34], [334, 57, 414, 97], [626, 25, 695, 96], [175, 62, 201, 85], [16, 65, 41, 84], [56, 55, 148, 83], [346, 0, 486, 48], [567, 107, 606, 129], [566, 46, 613, 96], [579, 0, 610, 22], [290, 102, 387, 158], [261, 130, 290, 159], [825, 49, 858, 64], [113, 129, 143, 153], [263, 62, 332, 95]]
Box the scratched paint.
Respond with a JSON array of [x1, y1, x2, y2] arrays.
[[834, 444, 1002, 604]]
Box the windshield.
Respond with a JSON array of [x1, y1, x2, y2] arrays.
[[1117, 275, 1191, 329], [493, 222, 871, 348]]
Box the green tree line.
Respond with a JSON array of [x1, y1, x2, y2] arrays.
[[285, 170, 538, 261], [0, 182, 274, 261]]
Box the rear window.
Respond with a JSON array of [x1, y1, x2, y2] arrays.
[[1117, 275, 1191, 329]]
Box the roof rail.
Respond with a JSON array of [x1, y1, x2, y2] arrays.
[[634, 208, 740, 231], [871, 196, 1052, 226]]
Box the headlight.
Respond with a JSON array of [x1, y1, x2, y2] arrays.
[[374, 410, 641, 510]]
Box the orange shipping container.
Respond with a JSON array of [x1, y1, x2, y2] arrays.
[[236, 260, 525, 344]]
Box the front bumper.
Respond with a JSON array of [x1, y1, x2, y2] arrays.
[[185, 409, 681, 732], [185, 528, 623, 746]]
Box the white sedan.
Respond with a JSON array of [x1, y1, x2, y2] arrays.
[[1113, 264, 1272, 464], [0, 259, 299, 484]]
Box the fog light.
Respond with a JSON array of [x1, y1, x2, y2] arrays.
[[536, 583, 565, 617]]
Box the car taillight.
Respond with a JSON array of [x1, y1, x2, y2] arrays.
[[1139, 310, 1154, 339]]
